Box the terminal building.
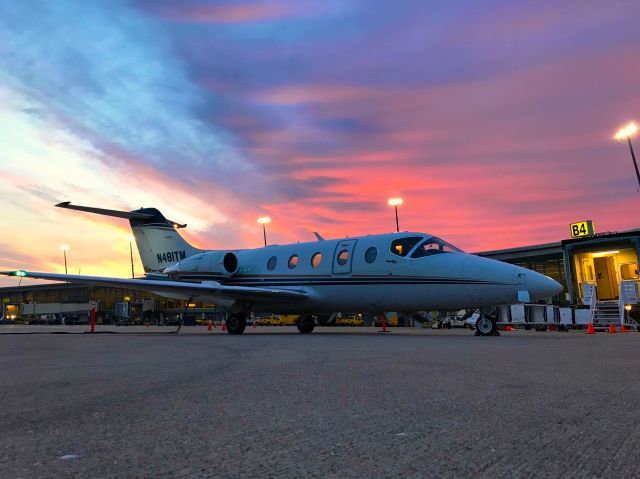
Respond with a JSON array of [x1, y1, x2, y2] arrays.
[[2, 225, 639, 322], [477, 227, 640, 307]]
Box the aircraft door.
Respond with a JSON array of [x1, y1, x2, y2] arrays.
[[332, 239, 357, 275]]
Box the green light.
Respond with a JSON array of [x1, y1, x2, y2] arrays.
[[14, 270, 27, 277]]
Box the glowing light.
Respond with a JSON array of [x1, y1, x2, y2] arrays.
[[388, 198, 403, 206], [625, 305, 632, 311], [614, 122, 638, 141], [257, 216, 271, 224], [59, 244, 70, 252], [13, 270, 27, 277], [591, 250, 619, 257]]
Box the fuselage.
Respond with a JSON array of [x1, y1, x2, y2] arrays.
[[161, 232, 562, 314]]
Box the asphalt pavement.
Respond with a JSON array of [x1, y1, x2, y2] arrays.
[[1, 325, 639, 478]]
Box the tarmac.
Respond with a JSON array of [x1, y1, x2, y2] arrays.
[[1, 325, 640, 478]]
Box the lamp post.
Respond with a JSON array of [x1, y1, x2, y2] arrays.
[[388, 198, 403, 232], [257, 217, 271, 247], [59, 244, 70, 274], [129, 236, 135, 279], [614, 122, 639, 189]]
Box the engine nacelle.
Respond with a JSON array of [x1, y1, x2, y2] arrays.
[[163, 251, 239, 277]]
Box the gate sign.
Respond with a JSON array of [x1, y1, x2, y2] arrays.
[[570, 220, 595, 238]]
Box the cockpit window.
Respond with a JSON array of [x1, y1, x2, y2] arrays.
[[390, 236, 424, 257], [411, 237, 463, 258]]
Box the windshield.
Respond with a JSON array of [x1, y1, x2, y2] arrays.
[[389, 236, 424, 257], [410, 237, 463, 258]]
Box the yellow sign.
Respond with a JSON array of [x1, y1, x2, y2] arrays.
[[124, 296, 131, 301], [570, 220, 595, 238]]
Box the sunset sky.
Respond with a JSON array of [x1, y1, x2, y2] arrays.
[[1, 0, 639, 286]]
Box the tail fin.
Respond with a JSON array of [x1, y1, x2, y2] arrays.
[[55, 202, 202, 273]]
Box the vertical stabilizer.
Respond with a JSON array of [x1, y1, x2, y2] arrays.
[[55, 202, 203, 273]]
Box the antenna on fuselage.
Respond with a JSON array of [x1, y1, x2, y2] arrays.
[[313, 232, 325, 241]]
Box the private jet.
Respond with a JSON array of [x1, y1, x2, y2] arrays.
[[1, 202, 562, 336]]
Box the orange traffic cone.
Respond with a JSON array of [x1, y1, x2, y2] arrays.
[[608, 323, 616, 333], [621, 323, 627, 333], [221, 320, 226, 332], [587, 322, 595, 334], [207, 320, 212, 331]]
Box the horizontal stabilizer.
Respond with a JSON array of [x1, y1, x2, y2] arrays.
[[55, 202, 186, 228]]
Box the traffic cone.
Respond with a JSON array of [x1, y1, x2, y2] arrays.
[[621, 323, 627, 333], [221, 320, 226, 332], [608, 323, 616, 333], [253, 320, 256, 329], [505, 325, 512, 331], [587, 322, 595, 334], [207, 320, 212, 331]]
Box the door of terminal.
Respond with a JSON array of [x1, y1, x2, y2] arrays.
[[594, 256, 617, 300]]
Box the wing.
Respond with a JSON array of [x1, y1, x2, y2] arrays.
[[1, 271, 310, 302]]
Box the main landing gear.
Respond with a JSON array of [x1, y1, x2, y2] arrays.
[[225, 313, 315, 335], [226, 313, 247, 335], [296, 315, 315, 334]]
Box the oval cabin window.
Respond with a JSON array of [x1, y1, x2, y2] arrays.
[[311, 252, 322, 268], [365, 247, 377, 263], [288, 255, 299, 269], [267, 256, 277, 271], [337, 250, 349, 265]]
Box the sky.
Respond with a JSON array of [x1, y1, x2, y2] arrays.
[[0, 0, 639, 286]]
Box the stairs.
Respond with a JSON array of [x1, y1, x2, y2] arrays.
[[593, 301, 621, 327]]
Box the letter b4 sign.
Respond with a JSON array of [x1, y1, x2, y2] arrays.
[[570, 220, 595, 238]]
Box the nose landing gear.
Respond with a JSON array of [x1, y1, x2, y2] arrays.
[[475, 315, 498, 336]]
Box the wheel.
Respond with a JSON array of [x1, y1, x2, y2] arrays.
[[279, 321, 284, 326], [475, 316, 496, 336], [445, 322, 452, 329], [297, 315, 315, 334], [226, 314, 246, 335]]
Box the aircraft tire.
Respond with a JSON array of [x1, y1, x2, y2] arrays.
[[475, 316, 496, 336], [297, 315, 315, 334], [227, 314, 246, 335]]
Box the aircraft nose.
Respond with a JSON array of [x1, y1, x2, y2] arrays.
[[525, 269, 563, 300]]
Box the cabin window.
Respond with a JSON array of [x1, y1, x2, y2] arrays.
[[311, 252, 322, 268], [389, 236, 423, 257], [411, 237, 463, 258], [267, 256, 277, 271], [337, 250, 350, 265], [365, 247, 377, 263], [288, 255, 299, 269]]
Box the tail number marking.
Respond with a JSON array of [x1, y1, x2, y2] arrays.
[[157, 251, 187, 263]]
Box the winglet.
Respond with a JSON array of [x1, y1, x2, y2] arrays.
[[313, 232, 325, 241]]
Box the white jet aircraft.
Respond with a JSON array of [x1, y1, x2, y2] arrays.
[[2, 202, 562, 336]]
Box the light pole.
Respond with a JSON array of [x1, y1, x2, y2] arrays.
[[129, 237, 135, 279], [257, 217, 271, 247], [59, 244, 70, 274], [614, 122, 639, 189], [388, 198, 403, 232]]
